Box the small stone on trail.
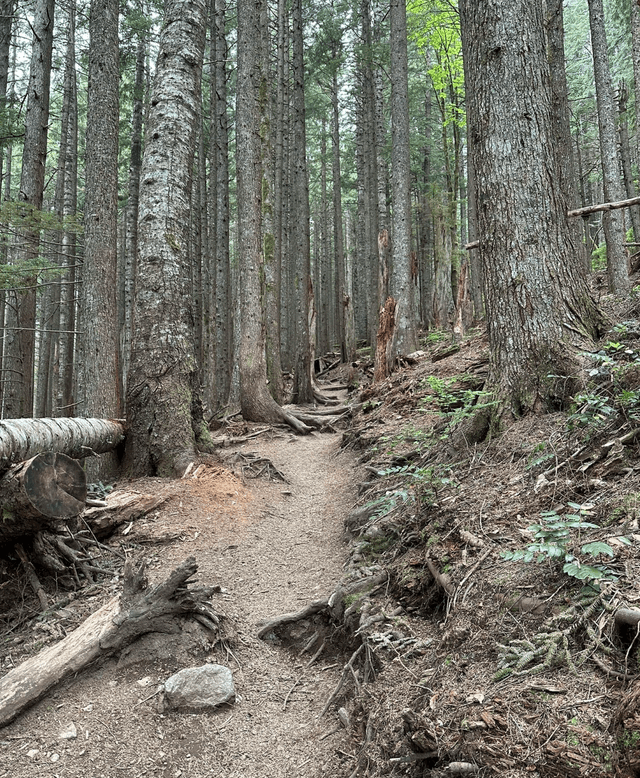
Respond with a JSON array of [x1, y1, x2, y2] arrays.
[[163, 664, 235, 711], [27, 749, 39, 759], [58, 722, 77, 740]]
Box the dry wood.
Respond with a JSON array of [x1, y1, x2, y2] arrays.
[[0, 556, 219, 727], [0, 453, 87, 543], [567, 194, 640, 218], [256, 572, 388, 639], [0, 418, 125, 471], [374, 296, 397, 383], [14, 542, 48, 611], [425, 557, 454, 597], [82, 491, 168, 539]]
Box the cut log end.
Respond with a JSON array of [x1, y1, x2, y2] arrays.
[[23, 452, 87, 518]]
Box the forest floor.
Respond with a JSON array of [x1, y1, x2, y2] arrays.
[[2, 282, 640, 777]]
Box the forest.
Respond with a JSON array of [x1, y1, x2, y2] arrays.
[[1, 0, 640, 774], [0, 0, 637, 478]]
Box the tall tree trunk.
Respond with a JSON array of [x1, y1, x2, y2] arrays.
[[546, 0, 588, 275], [125, 0, 208, 476], [331, 46, 351, 361], [389, 0, 417, 357], [291, 0, 313, 404], [122, 34, 146, 400], [35, 7, 75, 418], [3, 0, 54, 420], [260, 0, 283, 403], [56, 41, 78, 419], [273, 0, 288, 387], [236, 0, 308, 433], [459, 0, 605, 415], [79, 0, 121, 476], [587, 0, 629, 293], [212, 0, 232, 409], [633, 1, 640, 166], [617, 81, 640, 243]]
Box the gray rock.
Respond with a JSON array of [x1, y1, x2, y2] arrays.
[[163, 664, 235, 711]]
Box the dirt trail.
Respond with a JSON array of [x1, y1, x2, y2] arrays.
[[0, 430, 359, 778]]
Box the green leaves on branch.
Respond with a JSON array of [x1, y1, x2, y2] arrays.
[[407, 0, 465, 129], [502, 503, 628, 584], [0, 201, 82, 290]]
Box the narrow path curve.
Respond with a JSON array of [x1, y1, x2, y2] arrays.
[[0, 430, 359, 778]]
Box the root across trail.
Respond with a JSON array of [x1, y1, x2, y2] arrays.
[[0, 430, 359, 778]]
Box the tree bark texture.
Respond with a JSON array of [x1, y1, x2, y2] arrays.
[[0, 417, 124, 469], [80, 0, 121, 480], [236, 0, 309, 433], [291, 0, 313, 404], [587, 0, 629, 293], [212, 0, 232, 409], [0, 556, 219, 728], [125, 0, 207, 476], [389, 0, 417, 357], [459, 0, 604, 415]]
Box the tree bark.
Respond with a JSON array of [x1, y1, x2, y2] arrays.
[[236, 0, 310, 434], [291, 0, 313, 404], [79, 0, 121, 480], [2, 0, 54, 420], [125, 0, 208, 477], [389, 0, 417, 357], [0, 417, 124, 470], [459, 0, 605, 415], [0, 556, 220, 728], [587, 0, 629, 293]]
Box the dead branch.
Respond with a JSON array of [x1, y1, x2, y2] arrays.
[[567, 194, 640, 218], [0, 556, 220, 728]]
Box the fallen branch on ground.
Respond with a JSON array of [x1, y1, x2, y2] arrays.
[[0, 556, 221, 727]]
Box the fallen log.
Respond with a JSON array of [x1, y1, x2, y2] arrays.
[[0, 555, 220, 727], [0, 417, 125, 471], [0, 452, 87, 543]]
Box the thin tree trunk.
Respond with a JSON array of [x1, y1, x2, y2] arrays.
[[291, 0, 313, 404], [587, 0, 629, 292], [389, 0, 417, 356], [617, 81, 640, 243], [3, 0, 54, 420], [80, 0, 121, 480]]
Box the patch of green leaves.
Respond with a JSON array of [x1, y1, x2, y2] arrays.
[[502, 504, 627, 584]]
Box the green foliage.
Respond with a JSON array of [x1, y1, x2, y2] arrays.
[[502, 504, 625, 584], [407, 0, 465, 130], [420, 375, 496, 435]]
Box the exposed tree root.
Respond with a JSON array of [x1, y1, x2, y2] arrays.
[[0, 556, 221, 727]]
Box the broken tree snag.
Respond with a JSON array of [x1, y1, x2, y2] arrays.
[[374, 297, 397, 383], [0, 418, 125, 472], [567, 194, 640, 218], [0, 453, 87, 543], [0, 556, 221, 728]]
